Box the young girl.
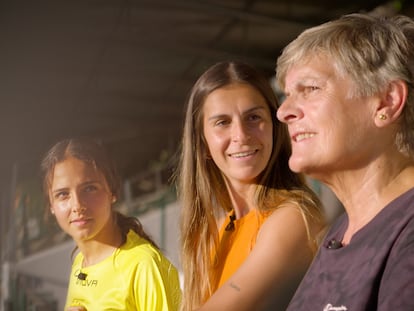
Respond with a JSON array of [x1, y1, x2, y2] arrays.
[[176, 61, 325, 311], [41, 138, 181, 311]]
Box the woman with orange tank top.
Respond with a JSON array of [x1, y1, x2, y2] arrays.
[[212, 209, 269, 290], [175, 61, 325, 311]]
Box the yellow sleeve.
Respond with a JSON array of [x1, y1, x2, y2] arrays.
[[134, 251, 182, 311]]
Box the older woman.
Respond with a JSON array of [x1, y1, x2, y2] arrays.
[[276, 13, 414, 311]]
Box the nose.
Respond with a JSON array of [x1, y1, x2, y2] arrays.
[[276, 96, 302, 123], [71, 193, 86, 214], [231, 120, 250, 142]]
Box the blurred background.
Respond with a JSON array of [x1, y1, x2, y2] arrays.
[[1, 0, 413, 310]]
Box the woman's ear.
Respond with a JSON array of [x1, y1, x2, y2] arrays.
[[375, 79, 407, 127], [204, 145, 212, 160], [112, 196, 117, 203]]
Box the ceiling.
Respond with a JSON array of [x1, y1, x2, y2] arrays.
[[1, 0, 413, 197]]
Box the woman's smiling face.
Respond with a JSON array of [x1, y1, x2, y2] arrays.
[[202, 83, 273, 186], [277, 56, 380, 179]]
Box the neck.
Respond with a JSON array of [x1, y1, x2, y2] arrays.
[[327, 154, 414, 244], [78, 223, 123, 267], [225, 181, 256, 219]]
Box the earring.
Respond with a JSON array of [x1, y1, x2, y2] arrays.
[[378, 114, 387, 120]]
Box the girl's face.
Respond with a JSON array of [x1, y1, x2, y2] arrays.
[[203, 83, 273, 187], [49, 156, 114, 243]]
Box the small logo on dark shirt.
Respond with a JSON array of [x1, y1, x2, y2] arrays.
[[323, 304, 347, 311]]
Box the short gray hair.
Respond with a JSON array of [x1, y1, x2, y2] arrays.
[[276, 13, 414, 156]]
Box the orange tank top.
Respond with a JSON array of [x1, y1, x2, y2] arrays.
[[210, 209, 269, 291]]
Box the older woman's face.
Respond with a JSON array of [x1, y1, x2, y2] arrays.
[[276, 56, 380, 179]]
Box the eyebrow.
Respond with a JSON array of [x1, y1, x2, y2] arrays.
[[51, 187, 68, 194], [207, 106, 267, 121], [51, 180, 99, 193]]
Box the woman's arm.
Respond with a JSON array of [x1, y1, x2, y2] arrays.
[[196, 205, 318, 311]]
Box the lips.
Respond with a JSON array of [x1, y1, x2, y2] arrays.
[[229, 149, 258, 158], [293, 132, 315, 142], [70, 218, 91, 225]]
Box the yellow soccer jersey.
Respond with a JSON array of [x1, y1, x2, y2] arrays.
[[65, 230, 181, 310]]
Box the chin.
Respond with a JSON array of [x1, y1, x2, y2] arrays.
[[288, 158, 307, 173], [72, 231, 93, 242]]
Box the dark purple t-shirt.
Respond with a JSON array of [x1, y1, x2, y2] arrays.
[[286, 187, 414, 311]]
